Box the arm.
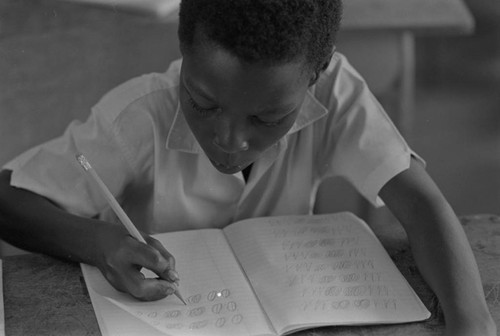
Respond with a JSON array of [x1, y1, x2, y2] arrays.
[[379, 158, 496, 336], [0, 169, 177, 301]]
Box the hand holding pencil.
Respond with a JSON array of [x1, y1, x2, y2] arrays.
[[76, 154, 186, 304]]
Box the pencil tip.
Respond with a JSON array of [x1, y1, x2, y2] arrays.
[[174, 290, 187, 305]]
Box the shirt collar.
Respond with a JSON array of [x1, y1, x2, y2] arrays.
[[165, 89, 328, 153], [287, 89, 328, 135], [165, 102, 202, 153]]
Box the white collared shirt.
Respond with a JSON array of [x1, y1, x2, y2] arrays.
[[4, 53, 419, 233]]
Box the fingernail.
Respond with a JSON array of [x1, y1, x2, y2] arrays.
[[165, 286, 175, 296], [168, 269, 180, 282]]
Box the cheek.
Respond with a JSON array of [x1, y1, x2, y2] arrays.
[[180, 90, 296, 155], [249, 119, 296, 152], [179, 93, 210, 138], [183, 110, 212, 146]]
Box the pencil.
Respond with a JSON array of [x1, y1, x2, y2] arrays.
[[75, 154, 187, 305]]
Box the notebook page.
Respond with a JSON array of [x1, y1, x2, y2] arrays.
[[82, 229, 275, 336], [81, 268, 167, 336], [224, 213, 430, 335]]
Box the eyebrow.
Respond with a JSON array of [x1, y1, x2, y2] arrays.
[[258, 103, 297, 117], [183, 78, 217, 103], [256, 106, 295, 117], [183, 76, 297, 116]]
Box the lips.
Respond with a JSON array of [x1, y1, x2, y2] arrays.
[[207, 151, 252, 174], [210, 159, 244, 174]]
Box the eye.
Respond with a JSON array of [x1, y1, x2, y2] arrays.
[[186, 95, 219, 117], [252, 115, 287, 127]]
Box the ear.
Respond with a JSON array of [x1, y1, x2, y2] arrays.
[[308, 48, 335, 86]]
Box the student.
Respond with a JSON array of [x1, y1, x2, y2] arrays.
[[0, 0, 495, 334]]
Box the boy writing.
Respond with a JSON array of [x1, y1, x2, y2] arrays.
[[0, 0, 495, 334]]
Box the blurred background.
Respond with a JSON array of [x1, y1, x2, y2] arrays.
[[412, 0, 500, 216], [0, 0, 499, 246]]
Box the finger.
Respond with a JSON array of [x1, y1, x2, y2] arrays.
[[102, 248, 177, 301], [147, 237, 179, 283], [124, 269, 178, 301], [125, 239, 178, 283], [147, 236, 176, 269]]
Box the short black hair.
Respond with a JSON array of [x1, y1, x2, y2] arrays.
[[178, 0, 343, 73]]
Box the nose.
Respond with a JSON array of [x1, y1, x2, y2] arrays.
[[213, 118, 249, 154]]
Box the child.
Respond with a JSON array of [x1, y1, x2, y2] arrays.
[[0, 0, 495, 334]]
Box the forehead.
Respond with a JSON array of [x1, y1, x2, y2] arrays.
[[181, 39, 311, 106]]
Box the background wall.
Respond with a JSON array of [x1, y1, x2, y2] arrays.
[[0, 0, 499, 255], [0, 0, 181, 167], [411, 0, 500, 216], [0, 0, 182, 255]]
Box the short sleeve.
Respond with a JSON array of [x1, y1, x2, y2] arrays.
[[315, 53, 425, 207], [3, 108, 135, 217]]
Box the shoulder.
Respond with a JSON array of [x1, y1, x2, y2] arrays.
[[93, 59, 182, 127], [312, 52, 371, 113], [89, 59, 183, 173], [306, 52, 389, 140]]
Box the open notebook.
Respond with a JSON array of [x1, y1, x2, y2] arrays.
[[81, 212, 430, 336]]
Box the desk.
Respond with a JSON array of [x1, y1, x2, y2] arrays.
[[310, 0, 475, 216], [337, 0, 474, 136], [342, 0, 474, 33], [3, 214, 499, 336]]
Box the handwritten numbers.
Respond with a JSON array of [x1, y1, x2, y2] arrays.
[[221, 289, 230, 298], [165, 322, 183, 329], [163, 310, 182, 318], [231, 314, 243, 324], [187, 294, 202, 304], [215, 317, 226, 328], [354, 299, 370, 309], [188, 306, 206, 317], [207, 290, 218, 301], [189, 320, 209, 330], [212, 303, 224, 314], [208, 288, 231, 301], [226, 301, 237, 312], [130, 288, 242, 332]]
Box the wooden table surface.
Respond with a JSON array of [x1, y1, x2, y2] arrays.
[[3, 214, 499, 336], [341, 0, 474, 34]]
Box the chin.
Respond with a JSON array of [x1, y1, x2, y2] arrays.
[[210, 159, 249, 175]]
